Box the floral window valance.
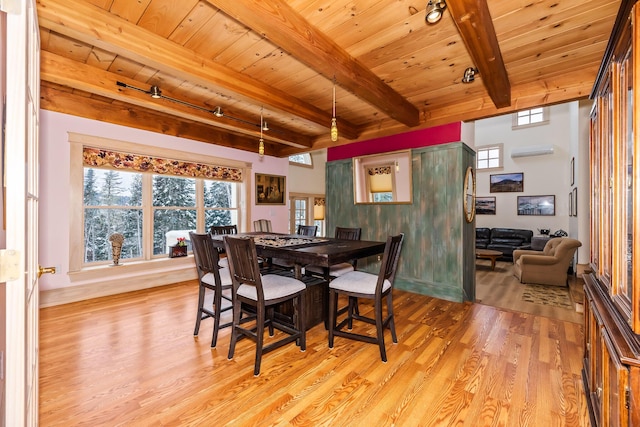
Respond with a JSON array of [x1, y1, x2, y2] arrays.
[[314, 197, 325, 207], [83, 147, 242, 182], [367, 166, 392, 175]]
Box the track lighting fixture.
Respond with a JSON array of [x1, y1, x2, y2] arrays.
[[149, 85, 162, 99], [462, 67, 478, 83], [425, 0, 447, 24], [116, 81, 273, 143]]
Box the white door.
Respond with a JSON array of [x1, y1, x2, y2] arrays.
[[3, 0, 41, 425]]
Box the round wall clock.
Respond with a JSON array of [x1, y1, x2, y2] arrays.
[[463, 166, 476, 223]]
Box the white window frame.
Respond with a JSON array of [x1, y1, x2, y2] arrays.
[[476, 143, 504, 172], [512, 107, 550, 129], [289, 153, 313, 168], [68, 132, 251, 275]]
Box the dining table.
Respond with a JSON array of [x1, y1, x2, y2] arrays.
[[210, 232, 387, 329], [210, 232, 386, 280]]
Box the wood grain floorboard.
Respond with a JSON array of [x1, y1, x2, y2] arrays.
[[39, 276, 588, 426]]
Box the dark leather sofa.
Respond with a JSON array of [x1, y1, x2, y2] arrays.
[[476, 227, 533, 261]]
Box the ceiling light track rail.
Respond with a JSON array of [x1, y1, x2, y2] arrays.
[[116, 81, 265, 130]]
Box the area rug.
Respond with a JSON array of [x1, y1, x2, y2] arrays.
[[521, 284, 573, 309]]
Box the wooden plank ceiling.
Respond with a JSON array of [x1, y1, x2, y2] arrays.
[[37, 0, 620, 157]]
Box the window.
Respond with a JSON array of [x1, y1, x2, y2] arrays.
[[291, 197, 308, 233], [71, 133, 247, 271], [476, 144, 503, 171], [288, 194, 325, 236], [83, 168, 144, 262], [289, 153, 313, 167], [512, 107, 549, 129]]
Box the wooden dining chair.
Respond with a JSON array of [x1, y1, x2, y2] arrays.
[[224, 235, 307, 376], [189, 231, 234, 348], [209, 225, 237, 267], [253, 219, 272, 232], [305, 226, 362, 281], [296, 224, 317, 236], [328, 233, 404, 362], [210, 224, 238, 235]]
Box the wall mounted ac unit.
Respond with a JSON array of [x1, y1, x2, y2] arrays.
[[510, 144, 554, 158]]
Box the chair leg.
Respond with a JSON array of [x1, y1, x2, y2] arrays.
[[347, 296, 358, 329], [298, 292, 306, 351], [386, 293, 397, 343], [254, 304, 265, 376], [194, 284, 206, 336], [227, 298, 242, 360], [211, 288, 222, 348], [328, 289, 337, 348], [267, 306, 275, 337], [374, 300, 387, 362]]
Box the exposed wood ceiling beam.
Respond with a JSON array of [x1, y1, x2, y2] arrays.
[[40, 51, 314, 149], [41, 84, 289, 157], [297, 68, 595, 155], [36, 0, 361, 140], [447, 0, 511, 108], [208, 0, 421, 127]]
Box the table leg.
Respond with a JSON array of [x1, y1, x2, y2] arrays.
[[491, 256, 496, 270]]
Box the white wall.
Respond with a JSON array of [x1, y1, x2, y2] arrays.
[[474, 101, 590, 262], [288, 149, 326, 195], [38, 110, 292, 294]]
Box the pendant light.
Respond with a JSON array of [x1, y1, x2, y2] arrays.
[[330, 78, 338, 142], [259, 107, 265, 157]]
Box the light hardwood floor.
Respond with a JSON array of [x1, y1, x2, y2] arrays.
[[475, 258, 584, 324], [39, 277, 588, 426]]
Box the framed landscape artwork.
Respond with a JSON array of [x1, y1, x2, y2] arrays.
[[517, 195, 555, 216], [475, 197, 496, 215], [490, 172, 523, 192], [255, 173, 286, 205]]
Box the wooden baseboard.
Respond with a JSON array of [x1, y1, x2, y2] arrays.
[[40, 267, 198, 307], [575, 263, 591, 278]]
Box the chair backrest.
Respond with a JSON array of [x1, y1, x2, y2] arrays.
[[542, 237, 582, 261], [253, 219, 272, 232], [335, 226, 361, 241], [297, 224, 317, 236], [223, 235, 265, 301], [210, 225, 238, 236], [376, 233, 405, 293], [189, 231, 222, 282]]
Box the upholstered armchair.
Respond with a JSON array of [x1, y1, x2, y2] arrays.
[[512, 237, 582, 286]]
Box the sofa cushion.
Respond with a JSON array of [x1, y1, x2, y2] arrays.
[[490, 228, 533, 243], [475, 227, 491, 249], [476, 228, 491, 239], [491, 237, 524, 246]]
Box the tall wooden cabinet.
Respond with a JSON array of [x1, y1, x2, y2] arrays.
[[584, 1, 640, 425]]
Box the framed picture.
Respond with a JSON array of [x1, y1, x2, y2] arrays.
[[517, 195, 555, 216], [570, 157, 575, 186], [490, 172, 523, 193], [475, 196, 496, 215], [572, 187, 578, 216], [569, 191, 573, 217], [255, 173, 286, 205]]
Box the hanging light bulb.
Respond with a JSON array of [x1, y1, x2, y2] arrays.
[[259, 107, 265, 157], [330, 78, 338, 142]]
